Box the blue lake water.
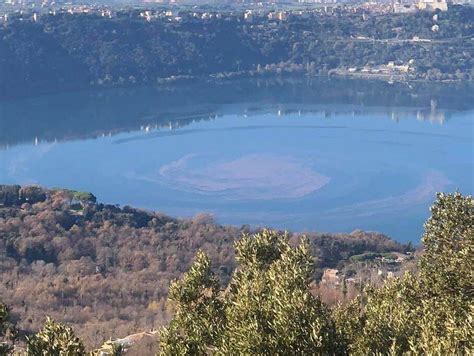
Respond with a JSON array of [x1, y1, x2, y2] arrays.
[[1, 79, 473, 242]]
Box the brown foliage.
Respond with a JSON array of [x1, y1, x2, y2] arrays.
[[0, 186, 408, 349]]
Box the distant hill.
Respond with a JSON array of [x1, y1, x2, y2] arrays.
[[0, 5, 473, 98]]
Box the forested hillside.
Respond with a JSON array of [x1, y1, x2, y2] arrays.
[[1, 190, 471, 354], [0, 184, 410, 348], [0, 5, 473, 98]]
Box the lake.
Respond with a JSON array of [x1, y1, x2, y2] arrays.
[[1, 78, 473, 243]]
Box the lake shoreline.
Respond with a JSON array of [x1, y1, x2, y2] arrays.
[[1, 70, 472, 102]]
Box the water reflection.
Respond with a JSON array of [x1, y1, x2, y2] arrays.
[[1, 78, 471, 150]]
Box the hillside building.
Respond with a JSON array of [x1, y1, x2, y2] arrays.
[[417, 0, 448, 11]]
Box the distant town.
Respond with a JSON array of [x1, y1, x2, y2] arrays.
[[1, 0, 472, 23], [1, 0, 472, 98]]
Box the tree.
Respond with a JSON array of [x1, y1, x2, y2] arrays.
[[0, 303, 18, 355], [19, 186, 46, 205], [420, 192, 473, 300], [159, 251, 225, 355], [222, 230, 338, 355], [345, 273, 423, 354], [71, 191, 97, 204], [160, 230, 339, 355], [26, 317, 85, 356], [333, 192, 474, 354], [413, 192, 474, 353], [0, 185, 20, 206]]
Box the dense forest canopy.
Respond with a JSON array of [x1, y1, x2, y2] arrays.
[[0, 184, 410, 348], [0, 5, 473, 98]]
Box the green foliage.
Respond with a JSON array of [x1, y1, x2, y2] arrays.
[[159, 251, 225, 355], [420, 191, 473, 299], [160, 230, 340, 355], [415, 192, 474, 353], [334, 192, 474, 355], [350, 273, 423, 354], [349, 252, 398, 262], [223, 231, 338, 354], [349, 252, 381, 262], [71, 191, 97, 204], [332, 297, 364, 354], [26, 317, 85, 356]]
